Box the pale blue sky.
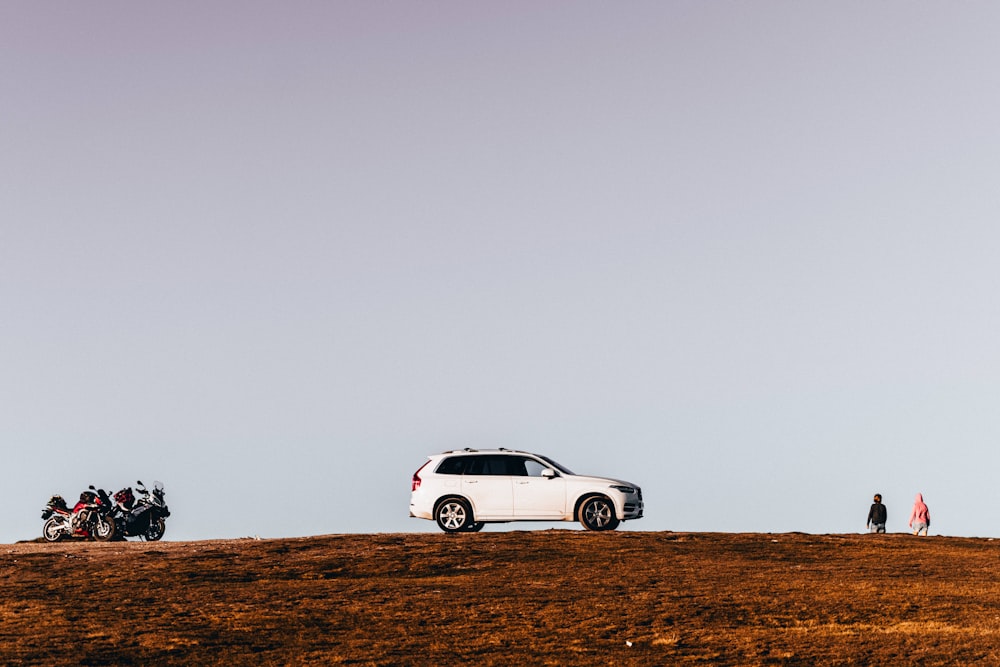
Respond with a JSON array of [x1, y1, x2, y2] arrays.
[[3, 3, 1000, 541]]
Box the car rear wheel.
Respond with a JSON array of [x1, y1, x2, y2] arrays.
[[578, 496, 620, 531], [435, 498, 473, 532]]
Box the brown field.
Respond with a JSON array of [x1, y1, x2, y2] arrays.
[[2, 531, 1000, 665]]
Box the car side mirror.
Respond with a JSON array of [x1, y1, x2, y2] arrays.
[[541, 468, 556, 479]]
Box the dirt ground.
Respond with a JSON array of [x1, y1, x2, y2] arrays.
[[2, 531, 999, 665]]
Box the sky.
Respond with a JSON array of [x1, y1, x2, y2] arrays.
[[3, 3, 1000, 542]]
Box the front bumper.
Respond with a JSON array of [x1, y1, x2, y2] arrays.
[[621, 489, 644, 520]]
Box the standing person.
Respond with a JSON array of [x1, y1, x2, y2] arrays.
[[909, 493, 931, 536], [867, 493, 887, 533]]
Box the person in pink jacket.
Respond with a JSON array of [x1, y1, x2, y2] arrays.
[[909, 493, 931, 536]]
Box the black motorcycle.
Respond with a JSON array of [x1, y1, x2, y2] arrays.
[[109, 480, 170, 541]]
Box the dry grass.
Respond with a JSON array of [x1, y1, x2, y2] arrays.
[[2, 532, 1000, 665]]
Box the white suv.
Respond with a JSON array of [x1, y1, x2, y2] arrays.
[[409, 448, 644, 532]]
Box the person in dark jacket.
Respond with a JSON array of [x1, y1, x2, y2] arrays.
[[867, 493, 887, 533]]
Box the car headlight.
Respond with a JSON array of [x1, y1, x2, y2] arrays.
[[610, 485, 636, 494]]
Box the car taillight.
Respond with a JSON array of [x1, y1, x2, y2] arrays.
[[412, 461, 430, 491]]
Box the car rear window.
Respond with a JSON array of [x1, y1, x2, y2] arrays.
[[435, 457, 467, 475]]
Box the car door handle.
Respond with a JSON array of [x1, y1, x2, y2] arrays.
[[465, 480, 478, 484], [516, 481, 530, 485]]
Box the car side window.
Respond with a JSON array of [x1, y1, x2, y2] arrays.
[[436, 457, 467, 475], [440, 454, 541, 476], [505, 457, 529, 476], [523, 459, 548, 477], [465, 455, 519, 475], [464, 456, 487, 475], [485, 455, 515, 475]]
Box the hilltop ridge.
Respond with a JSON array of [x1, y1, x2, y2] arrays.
[[3, 531, 997, 665]]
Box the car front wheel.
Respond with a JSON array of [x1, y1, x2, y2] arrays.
[[578, 496, 620, 531], [435, 498, 473, 532]]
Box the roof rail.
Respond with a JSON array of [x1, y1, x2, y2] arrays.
[[441, 447, 537, 455]]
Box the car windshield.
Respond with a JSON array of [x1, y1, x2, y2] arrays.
[[538, 456, 574, 475]]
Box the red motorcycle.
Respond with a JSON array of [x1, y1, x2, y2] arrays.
[[41, 487, 116, 541]]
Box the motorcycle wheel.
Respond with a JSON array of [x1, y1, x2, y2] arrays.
[[42, 517, 65, 542], [145, 518, 166, 541], [93, 516, 116, 542]]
